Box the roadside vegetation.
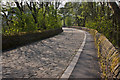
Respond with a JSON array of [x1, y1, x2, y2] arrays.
[[59, 2, 120, 48], [2, 1, 62, 36], [1, 1, 64, 51], [1, 1, 120, 49], [59, 2, 120, 79]]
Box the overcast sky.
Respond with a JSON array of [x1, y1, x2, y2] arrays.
[[1, 0, 120, 2], [1, 0, 120, 7]]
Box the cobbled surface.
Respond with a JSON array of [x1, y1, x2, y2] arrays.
[[2, 28, 85, 78]]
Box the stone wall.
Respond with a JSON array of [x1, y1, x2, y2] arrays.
[[81, 27, 120, 79]]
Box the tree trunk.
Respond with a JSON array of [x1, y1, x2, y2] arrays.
[[63, 15, 66, 27], [83, 16, 87, 27], [15, 2, 24, 29], [109, 2, 120, 47]]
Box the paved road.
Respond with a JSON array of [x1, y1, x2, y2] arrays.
[[69, 32, 100, 78], [2, 28, 85, 78]]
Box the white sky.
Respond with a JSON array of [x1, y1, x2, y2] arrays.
[[1, 0, 120, 7], [2, 0, 120, 2], [1, 0, 67, 8]]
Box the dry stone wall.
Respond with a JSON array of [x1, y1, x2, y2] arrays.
[[81, 27, 120, 79]]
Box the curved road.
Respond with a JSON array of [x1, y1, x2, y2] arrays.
[[2, 28, 85, 78], [69, 31, 100, 79]]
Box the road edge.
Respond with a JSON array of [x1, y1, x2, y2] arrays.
[[60, 30, 87, 79]]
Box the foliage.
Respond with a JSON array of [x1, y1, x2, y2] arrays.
[[84, 2, 119, 47], [2, 1, 62, 36], [59, 2, 119, 47], [66, 16, 73, 26]]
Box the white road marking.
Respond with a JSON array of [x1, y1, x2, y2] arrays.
[[60, 28, 87, 79]]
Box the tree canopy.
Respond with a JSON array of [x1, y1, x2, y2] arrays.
[[59, 2, 120, 47], [2, 1, 62, 35]]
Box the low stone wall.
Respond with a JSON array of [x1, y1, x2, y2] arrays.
[[2, 28, 63, 51], [68, 26, 120, 79], [81, 27, 120, 79]]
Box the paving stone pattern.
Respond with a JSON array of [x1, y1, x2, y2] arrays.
[[2, 28, 84, 78]]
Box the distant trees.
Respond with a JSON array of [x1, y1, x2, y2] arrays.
[[59, 2, 120, 47], [59, 2, 72, 27], [59, 2, 90, 27]]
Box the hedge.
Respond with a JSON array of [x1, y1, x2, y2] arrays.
[[2, 28, 63, 51]]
